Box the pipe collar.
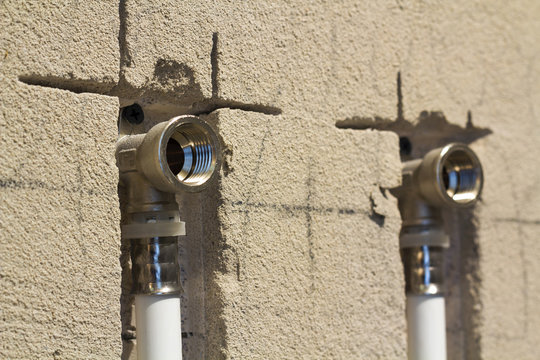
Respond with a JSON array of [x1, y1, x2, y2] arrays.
[[413, 143, 483, 208], [137, 115, 221, 193]]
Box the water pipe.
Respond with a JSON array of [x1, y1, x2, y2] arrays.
[[117, 114, 221, 360], [393, 143, 483, 360]]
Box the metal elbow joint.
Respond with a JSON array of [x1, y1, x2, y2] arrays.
[[396, 143, 483, 295], [117, 115, 221, 295], [406, 143, 483, 209]]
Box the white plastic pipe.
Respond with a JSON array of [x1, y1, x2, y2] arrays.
[[135, 295, 182, 360], [406, 295, 447, 360]]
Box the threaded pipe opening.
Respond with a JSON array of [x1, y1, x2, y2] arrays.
[[165, 123, 216, 187], [440, 149, 482, 204], [166, 138, 185, 175]]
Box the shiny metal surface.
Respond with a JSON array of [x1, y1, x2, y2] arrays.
[[137, 115, 221, 193], [131, 236, 181, 295], [393, 143, 484, 296], [394, 143, 484, 241], [415, 143, 483, 208], [402, 246, 445, 295], [116, 115, 221, 296]]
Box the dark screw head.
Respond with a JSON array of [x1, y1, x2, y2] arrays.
[[121, 103, 144, 125], [399, 136, 412, 156]]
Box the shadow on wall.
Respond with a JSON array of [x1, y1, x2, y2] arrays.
[[18, 31, 281, 117]]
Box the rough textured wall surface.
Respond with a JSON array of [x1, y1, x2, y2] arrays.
[[1, 0, 540, 359], [0, 1, 121, 359], [201, 110, 404, 359]]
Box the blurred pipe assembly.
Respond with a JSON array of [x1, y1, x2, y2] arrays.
[[392, 143, 483, 360], [117, 115, 221, 360]]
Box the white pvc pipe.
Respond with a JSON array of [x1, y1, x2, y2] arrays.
[[407, 295, 447, 360], [135, 295, 182, 360]]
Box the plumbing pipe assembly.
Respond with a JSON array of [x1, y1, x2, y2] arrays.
[[116, 115, 221, 360], [393, 143, 483, 360]]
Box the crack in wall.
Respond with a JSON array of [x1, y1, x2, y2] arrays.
[[17, 74, 116, 95], [19, 78, 281, 120], [336, 73, 492, 159], [17, 73, 281, 116], [192, 99, 282, 116], [118, 0, 132, 74], [211, 32, 219, 98], [18, 24, 280, 116]]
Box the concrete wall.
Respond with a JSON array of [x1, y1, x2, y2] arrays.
[[1, 1, 539, 359], [0, 2, 121, 359]]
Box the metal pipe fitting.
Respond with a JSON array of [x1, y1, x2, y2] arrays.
[[393, 143, 483, 295], [403, 143, 483, 209], [117, 115, 221, 295], [402, 245, 445, 295]]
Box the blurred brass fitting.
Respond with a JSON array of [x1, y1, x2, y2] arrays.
[[393, 143, 483, 295]]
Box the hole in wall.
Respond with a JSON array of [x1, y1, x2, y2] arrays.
[[399, 136, 412, 156]]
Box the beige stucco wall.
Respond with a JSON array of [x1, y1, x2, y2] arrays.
[[0, 1, 121, 359], [1, 1, 539, 359]]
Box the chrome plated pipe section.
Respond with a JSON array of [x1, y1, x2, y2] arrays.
[[393, 143, 483, 296], [131, 236, 180, 295], [117, 115, 221, 296], [402, 246, 445, 295]]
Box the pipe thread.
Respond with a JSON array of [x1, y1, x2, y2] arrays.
[[167, 123, 217, 187]]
